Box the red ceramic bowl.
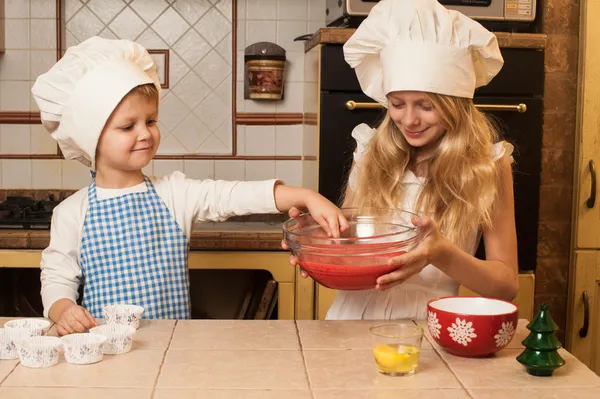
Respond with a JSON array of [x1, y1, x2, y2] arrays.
[[426, 297, 519, 357], [283, 208, 423, 290]]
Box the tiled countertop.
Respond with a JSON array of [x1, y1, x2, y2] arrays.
[[1, 318, 599, 398], [305, 28, 547, 52]]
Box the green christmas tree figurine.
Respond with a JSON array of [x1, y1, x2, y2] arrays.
[[517, 303, 565, 376]]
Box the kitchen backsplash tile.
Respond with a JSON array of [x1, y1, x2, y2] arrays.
[[31, 160, 62, 189], [0, 0, 326, 188], [2, 160, 31, 189]]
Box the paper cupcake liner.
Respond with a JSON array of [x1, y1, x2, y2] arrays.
[[17, 336, 61, 368], [90, 324, 136, 355], [103, 304, 145, 329], [0, 328, 32, 360], [61, 333, 107, 365], [4, 318, 52, 336]]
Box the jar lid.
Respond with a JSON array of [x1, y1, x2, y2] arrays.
[[245, 42, 286, 61]]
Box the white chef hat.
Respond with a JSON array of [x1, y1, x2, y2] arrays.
[[31, 36, 161, 168], [344, 0, 504, 105]]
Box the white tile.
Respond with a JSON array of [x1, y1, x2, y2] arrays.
[[308, 21, 324, 35], [215, 34, 232, 65], [0, 125, 30, 153], [193, 92, 230, 132], [153, 7, 190, 46], [172, 113, 211, 152], [194, 7, 231, 47], [153, 159, 184, 176], [278, 82, 304, 112], [30, 19, 57, 49], [173, 0, 211, 25], [276, 160, 303, 187], [215, 0, 232, 21], [302, 159, 317, 190], [30, 50, 57, 81], [172, 71, 211, 110], [278, 0, 308, 21], [167, 52, 191, 87], [159, 92, 191, 130], [2, 160, 32, 189], [215, 75, 232, 104], [236, 19, 246, 49], [213, 119, 233, 150], [245, 126, 275, 156], [183, 160, 215, 180], [31, 160, 62, 189], [0, 81, 31, 111], [67, 5, 105, 41], [246, 20, 277, 45], [30, 0, 57, 18], [61, 160, 92, 189], [136, 27, 169, 49], [97, 29, 120, 41], [86, 0, 126, 24], [246, 160, 275, 181], [285, 51, 304, 83], [142, 160, 154, 176], [247, 0, 277, 20], [196, 133, 231, 154], [0, 50, 30, 80], [237, 0, 246, 20], [277, 20, 309, 52], [64, 30, 79, 49], [64, 0, 84, 22], [244, 99, 277, 113], [5, 0, 29, 18], [30, 124, 58, 154], [236, 125, 246, 155], [130, 0, 169, 25], [275, 125, 303, 156], [173, 29, 211, 68], [194, 50, 230, 90], [5, 19, 30, 49], [236, 50, 244, 82], [215, 160, 245, 180], [109, 6, 148, 41], [308, 0, 325, 21], [236, 83, 245, 111], [156, 134, 187, 154], [302, 124, 318, 157]]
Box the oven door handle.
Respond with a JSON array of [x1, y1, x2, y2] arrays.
[[345, 101, 528, 113]]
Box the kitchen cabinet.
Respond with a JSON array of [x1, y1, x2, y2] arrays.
[[567, 0, 600, 375]]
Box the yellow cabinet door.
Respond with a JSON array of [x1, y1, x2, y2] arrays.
[[567, 251, 600, 374]]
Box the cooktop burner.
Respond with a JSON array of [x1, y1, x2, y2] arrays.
[[0, 195, 60, 230]]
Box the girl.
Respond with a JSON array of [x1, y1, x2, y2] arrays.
[[285, 0, 518, 320], [32, 36, 347, 335]]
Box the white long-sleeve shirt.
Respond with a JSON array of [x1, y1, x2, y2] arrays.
[[40, 171, 281, 317]]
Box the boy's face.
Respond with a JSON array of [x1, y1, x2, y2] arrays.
[[96, 92, 160, 173]]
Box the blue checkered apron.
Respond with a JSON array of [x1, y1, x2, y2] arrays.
[[79, 175, 190, 319]]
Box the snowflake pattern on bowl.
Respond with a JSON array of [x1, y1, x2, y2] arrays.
[[61, 333, 107, 365], [427, 311, 442, 339], [18, 336, 61, 368], [103, 305, 144, 329], [90, 324, 136, 355], [0, 328, 31, 360], [494, 321, 516, 347], [447, 318, 478, 346], [4, 319, 51, 336]]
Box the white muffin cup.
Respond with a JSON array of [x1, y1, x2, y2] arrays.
[[102, 304, 145, 329], [4, 318, 52, 336], [17, 336, 62, 368], [61, 333, 107, 365], [90, 324, 136, 355], [0, 328, 31, 360]]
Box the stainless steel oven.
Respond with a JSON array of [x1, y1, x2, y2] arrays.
[[326, 0, 537, 29]]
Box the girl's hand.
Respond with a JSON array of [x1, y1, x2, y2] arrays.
[[375, 216, 449, 291], [56, 303, 97, 336]]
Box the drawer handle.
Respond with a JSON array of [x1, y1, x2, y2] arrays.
[[345, 101, 527, 113], [579, 291, 589, 338], [587, 160, 596, 209]]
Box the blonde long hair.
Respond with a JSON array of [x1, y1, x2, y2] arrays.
[[349, 93, 503, 247]]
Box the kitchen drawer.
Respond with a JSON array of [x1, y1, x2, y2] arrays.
[[320, 45, 544, 96]]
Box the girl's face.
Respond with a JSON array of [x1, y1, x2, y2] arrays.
[[96, 92, 160, 173], [387, 91, 446, 156]]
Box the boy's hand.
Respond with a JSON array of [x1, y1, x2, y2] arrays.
[[304, 192, 349, 238], [51, 299, 97, 336]]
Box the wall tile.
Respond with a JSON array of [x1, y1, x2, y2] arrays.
[[245, 160, 276, 181], [302, 160, 317, 190], [30, 19, 56, 49], [0, 125, 31, 154], [0, 50, 31, 80], [0, 81, 31, 111], [62, 160, 92, 190], [5, 0, 29, 18], [173, 0, 211, 25], [2, 160, 32, 189], [277, 82, 303, 112], [537, 222, 572, 259], [30, 0, 57, 19], [246, 20, 277, 45], [285, 51, 304, 83], [276, 160, 302, 187], [275, 125, 302, 156], [308, 0, 325, 21], [542, 111, 576, 150], [5, 19, 30, 49], [154, 159, 184, 177], [31, 160, 62, 189], [276, 20, 309, 52], [236, 125, 246, 155], [247, 0, 277, 20], [183, 160, 215, 180], [540, 149, 575, 186], [215, 160, 245, 180], [245, 126, 275, 156], [30, 50, 57, 81], [278, 0, 308, 21], [30, 125, 57, 154]]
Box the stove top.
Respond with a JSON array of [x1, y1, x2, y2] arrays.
[[0, 195, 60, 230]]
